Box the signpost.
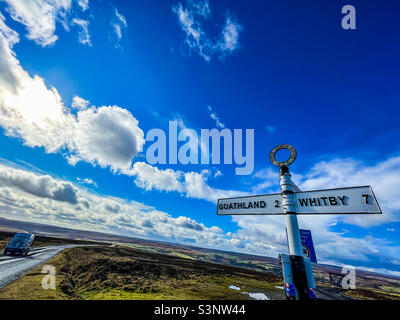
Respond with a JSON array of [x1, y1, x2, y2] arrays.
[[216, 144, 382, 300]]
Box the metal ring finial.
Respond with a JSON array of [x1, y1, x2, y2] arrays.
[[269, 144, 297, 167]]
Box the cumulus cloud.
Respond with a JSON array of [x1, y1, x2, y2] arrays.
[[71, 18, 91, 46], [68, 106, 145, 171], [129, 162, 245, 202], [130, 162, 184, 193], [173, 0, 241, 61], [0, 163, 85, 205], [175, 216, 204, 231]]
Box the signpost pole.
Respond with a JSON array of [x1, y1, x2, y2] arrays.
[[280, 166, 302, 256]]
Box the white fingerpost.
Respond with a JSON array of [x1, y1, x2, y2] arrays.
[[280, 166, 303, 256]]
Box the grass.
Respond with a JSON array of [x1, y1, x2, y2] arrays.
[[80, 276, 282, 300], [344, 288, 400, 300], [380, 286, 400, 294]]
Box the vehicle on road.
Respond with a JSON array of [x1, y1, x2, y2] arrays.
[[3, 233, 35, 256]]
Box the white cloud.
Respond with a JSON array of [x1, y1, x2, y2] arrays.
[[129, 162, 245, 203], [71, 18, 91, 46], [110, 6, 127, 47], [129, 162, 183, 193], [0, 163, 86, 205], [173, 0, 241, 61], [71, 95, 90, 110], [76, 177, 97, 187], [251, 167, 279, 194], [0, 12, 19, 45], [217, 14, 241, 55], [214, 170, 222, 178], [114, 7, 127, 27], [2, 0, 72, 47], [69, 106, 145, 171], [77, 0, 89, 12], [207, 106, 225, 129]]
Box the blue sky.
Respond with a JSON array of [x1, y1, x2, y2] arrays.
[[0, 0, 399, 275]]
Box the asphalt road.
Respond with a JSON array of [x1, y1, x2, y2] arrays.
[[316, 286, 355, 300], [0, 245, 77, 289]]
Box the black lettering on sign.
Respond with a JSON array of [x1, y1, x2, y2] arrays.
[[219, 204, 223, 210], [310, 198, 317, 206], [260, 201, 266, 208], [298, 198, 308, 207], [337, 196, 345, 205], [248, 202, 253, 208], [275, 200, 280, 208], [321, 197, 328, 205], [329, 197, 337, 205], [362, 194, 369, 204]]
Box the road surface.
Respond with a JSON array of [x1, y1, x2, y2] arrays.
[[0, 245, 77, 289], [316, 286, 355, 300]]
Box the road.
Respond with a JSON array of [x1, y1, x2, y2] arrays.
[[0, 245, 77, 289], [316, 286, 355, 300]]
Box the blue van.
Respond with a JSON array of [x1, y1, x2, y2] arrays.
[[3, 233, 35, 256]]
